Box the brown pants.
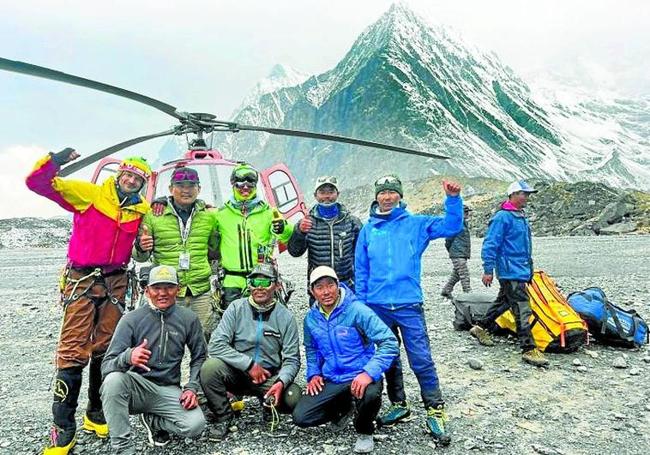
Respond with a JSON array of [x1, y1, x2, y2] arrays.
[[56, 269, 126, 369]]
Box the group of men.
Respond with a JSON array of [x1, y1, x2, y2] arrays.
[[28, 146, 543, 454]]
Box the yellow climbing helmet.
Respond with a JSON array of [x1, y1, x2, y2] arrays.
[[118, 156, 152, 181]]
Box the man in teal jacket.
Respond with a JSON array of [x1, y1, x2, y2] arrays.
[[135, 167, 219, 340], [354, 175, 463, 445]]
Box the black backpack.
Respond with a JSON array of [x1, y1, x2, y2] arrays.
[[451, 293, 505, 331]]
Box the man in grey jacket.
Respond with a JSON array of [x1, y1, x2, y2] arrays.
[[441, 205, 472, 297], [201, 263, 301, 439], [101, 265, 207, 454]]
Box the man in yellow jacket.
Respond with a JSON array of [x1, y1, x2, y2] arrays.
[[26, 147, 151, 455]]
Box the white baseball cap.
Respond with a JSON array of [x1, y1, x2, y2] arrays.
[[314, 176, 339, 193], [507, 180, 538, 196], [309, 266, 339, 287]]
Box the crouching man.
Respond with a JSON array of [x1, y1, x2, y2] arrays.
[[293, 267, 398, 454], [200, 263, 302, 439], [101, 265, 207, 454]]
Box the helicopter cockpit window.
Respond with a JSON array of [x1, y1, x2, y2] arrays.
[[268, 170, 298, 214], [154, 165, 267, 208]]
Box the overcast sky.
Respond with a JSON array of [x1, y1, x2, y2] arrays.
[[0, 0, 647, 218]]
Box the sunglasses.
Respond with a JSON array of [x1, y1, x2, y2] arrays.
[[248, 277, 275, 288], [375, 175, 401, 185], [171, 170, 200, 183]]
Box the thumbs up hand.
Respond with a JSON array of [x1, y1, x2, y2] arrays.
[[130, 338, 151, 372], [139, 225, 154, 252]]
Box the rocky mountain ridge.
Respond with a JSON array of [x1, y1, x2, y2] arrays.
[[2, 180, 648, 249], [195, 3, 650, 192]]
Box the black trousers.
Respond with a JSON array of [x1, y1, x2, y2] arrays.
[[482, 279, 536, 352], [292, 379, 382, 435]]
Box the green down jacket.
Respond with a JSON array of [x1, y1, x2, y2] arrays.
[[134, 199, 218, 297], [215, 200, 293, 290]]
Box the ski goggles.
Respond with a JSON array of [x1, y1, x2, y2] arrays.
[[234, 180, 256, 189], [247, 277, 275, 288], [374, 175, 401, 186], [170, 168, 200, 184]]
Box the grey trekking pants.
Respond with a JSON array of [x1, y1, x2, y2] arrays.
[[101, 371, 205, 454], [442, 258, 471, 294]]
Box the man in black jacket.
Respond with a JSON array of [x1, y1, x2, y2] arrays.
[[101, 265, 207, 454], [288, 176, 362, 293], [441, 205, 472, 297]]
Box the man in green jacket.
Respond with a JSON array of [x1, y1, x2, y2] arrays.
[[135, 167, 219, 340], [215, 164, 293, 305]]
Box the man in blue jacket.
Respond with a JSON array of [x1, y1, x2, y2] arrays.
[[354, 175, 463, 445], [473, 180, 549, 367], [293, 266, 398, 454]]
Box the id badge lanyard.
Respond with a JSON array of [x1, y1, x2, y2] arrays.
[[176, 207, 195, 270]]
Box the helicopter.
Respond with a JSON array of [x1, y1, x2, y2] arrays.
[[1, 56, 449, 229]]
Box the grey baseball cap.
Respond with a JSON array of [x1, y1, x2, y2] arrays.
[[247, 263, 278, 280], [148, 265, 178, 286]]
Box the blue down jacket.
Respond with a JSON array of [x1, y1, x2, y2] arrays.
[[303, 284, 398, 383], [354, 195, 463, 306]]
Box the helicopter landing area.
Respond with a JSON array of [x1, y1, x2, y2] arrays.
[[0, 236, 648, 454]]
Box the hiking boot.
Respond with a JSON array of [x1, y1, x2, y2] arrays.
[[140, 414, 170, 447], [331, 406, 353, 432], [377, 401, 411, 427], [43, 426, 76, 455], [208, 415, 235, 441], [425, 405, 451, 446], [522, 348, 549, 367], [82, 411, 109, 439], [440, 291, 452, 299], [469, 325, 494, 346], [353, 434, 375, 453]]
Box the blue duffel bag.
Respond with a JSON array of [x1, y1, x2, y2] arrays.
[[567, 287, 649, 348]]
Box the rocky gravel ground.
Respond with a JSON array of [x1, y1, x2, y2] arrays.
[[0, 236, 648, 455]]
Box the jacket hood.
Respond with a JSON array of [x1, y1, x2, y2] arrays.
[[224, 198, 268, 215], [368, 200, 409, 223], [499, 200, 526, 217], [104, 176, 149, 215]]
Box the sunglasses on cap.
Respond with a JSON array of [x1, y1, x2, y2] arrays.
[[248, 277, 275, 288], [171, 169, 200, 183], [375, 175, 401, 185]]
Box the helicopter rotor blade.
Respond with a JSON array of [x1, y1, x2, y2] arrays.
[[0, 57, 186, 121], [59, 128, 178, 177], [232, 124, 449, 159]]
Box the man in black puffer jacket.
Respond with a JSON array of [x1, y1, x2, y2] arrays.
[[288, 176, 362, 293]]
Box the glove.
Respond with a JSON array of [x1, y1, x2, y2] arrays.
[[272, 219, 285, 234], [50, 147, 77, 166]]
